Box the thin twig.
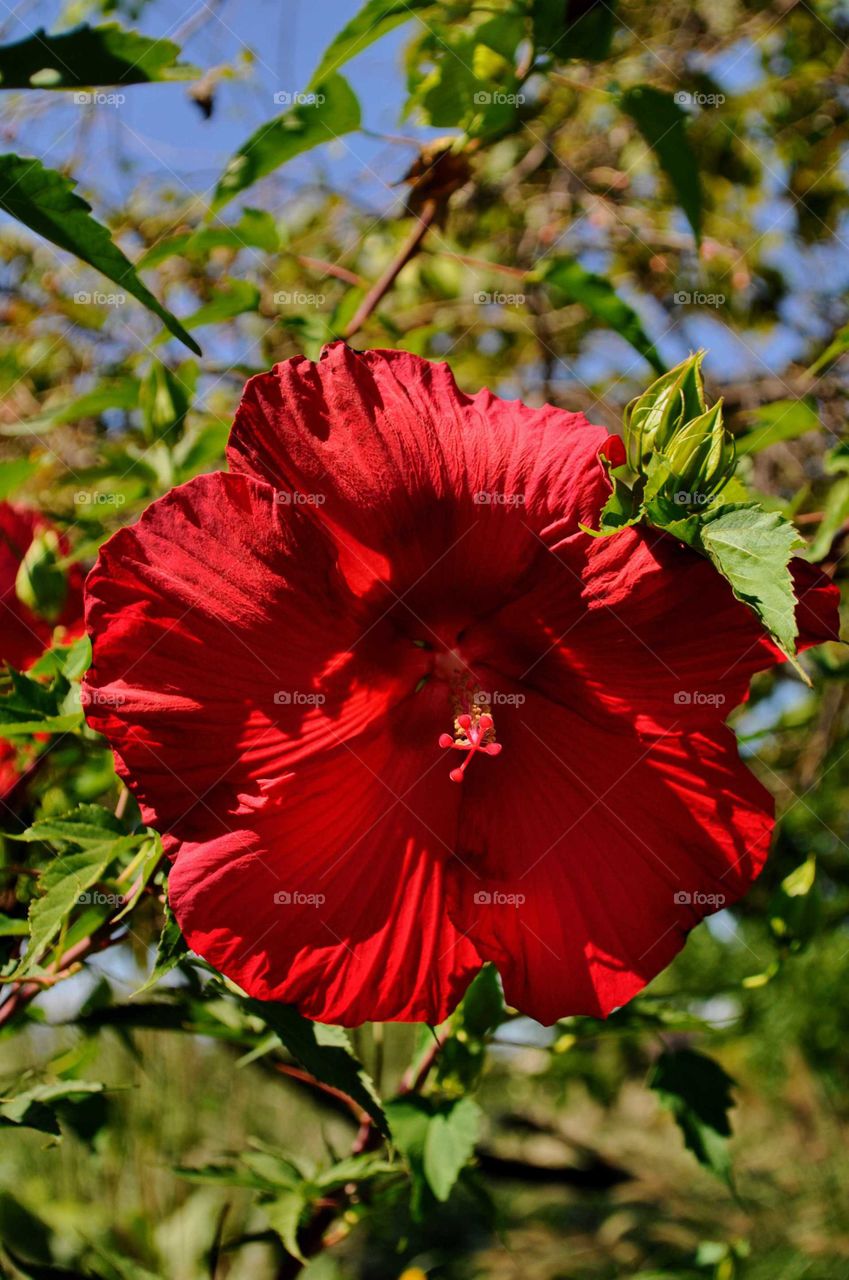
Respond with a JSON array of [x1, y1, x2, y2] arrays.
[[341, 199, 440, 340]]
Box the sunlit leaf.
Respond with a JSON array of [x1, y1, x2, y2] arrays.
[[735, 399, 820, 455], [213, 74, 361, 211], [307, 0, 435, 86], [698, 503, 804, 659], [621, 85, 702, 241], [0, 156, 200, 353], [0, 23, 196, 89], [534, 255, 664, 372]]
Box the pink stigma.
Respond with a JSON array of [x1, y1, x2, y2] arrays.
[[439, 712, 502, 783]]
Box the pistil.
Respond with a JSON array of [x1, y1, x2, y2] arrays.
[[439, 712, 502, 783]]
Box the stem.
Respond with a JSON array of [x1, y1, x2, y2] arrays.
[[341, 199, 439, 340], [295, 255, 365, 288], [0, 926, 122, 1027], [274, 1030, 448, 1277]]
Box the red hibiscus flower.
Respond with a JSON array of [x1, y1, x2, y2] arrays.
[[82, 344, 839, 1026], [0, 501, 85, 803], [0, 501, 84, 670]]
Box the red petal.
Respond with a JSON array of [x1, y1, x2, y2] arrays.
[[452, 679, 773, 1023], [84, 471, 481, 1020], [0, 502, 83, 670], [227, 343, 609, 613], [83, 471, 422, 838], [472, 525, 839, 735], [599, 434, 627, 468], [168, 711, 481, 1025]]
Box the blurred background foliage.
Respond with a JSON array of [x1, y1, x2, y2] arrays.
[[1, 0, 849, 1276]]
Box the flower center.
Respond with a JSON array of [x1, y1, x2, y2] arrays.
[[439, 711, 502, 783], [419, 639, 504, 783]]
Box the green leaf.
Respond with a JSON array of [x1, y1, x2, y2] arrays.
[[265, 1190, 308, 1263], [314, 1153, 396, 1189], [12, 806, 146, 977], [134, 896, 187, 994], [0, 1080, 105, 1136], [735, 398, 820, 455], [534, 255, 664, 373], [0, 23, 196, 89], [5, 379, 140, 438], [620, 85, 702, 242], [242, 999, 388, 1135], [456, 964, 505, 1038], [422, 1096, 481, 1201], [698, 503, 804, 659], [18, 843, 127, 975], [0, 156, 200, 353], [0, 913, 29, 937], [807, 474, 849, 562], [649, 1048, 735, 1185], [16, 803, 125, 848], [214, 74, 361, 211], [139, 208, 279, 267], [0, 458, 37, 497], [533, 0, 617, 62], [0, 667, 83, 739], [139, 361, 190, 440], [177, 279, 261, 331], [808, 320, 849, 375], [307, 0, 435, 86]]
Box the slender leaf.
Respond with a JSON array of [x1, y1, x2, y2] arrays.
[[243, 998, 388, 1135], [307, 0, 435, 86], [621, 85, 702, 241], [0, 156, 200, 353], [213, 74, 361, 211], [736, 398, 820, 455], [534, 255, 664, 372], [0, 23, 196, 89]]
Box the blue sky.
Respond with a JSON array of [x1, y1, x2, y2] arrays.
[[1, 1, 847, 387], [0, 0, 428, 215]]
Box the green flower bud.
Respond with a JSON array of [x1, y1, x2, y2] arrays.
[[624, 351, 706, 472], [15, 528, 68, 623], [140, 361, 190, 443], [661, 399, 735, 509]]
